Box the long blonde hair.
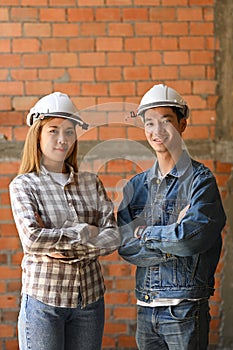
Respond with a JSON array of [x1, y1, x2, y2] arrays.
[[18, 118, 78, 174]]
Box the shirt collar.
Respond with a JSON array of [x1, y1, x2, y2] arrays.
[[40, 164, 75, 184]]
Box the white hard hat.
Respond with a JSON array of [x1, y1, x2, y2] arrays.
[[137, 84, 189, 118], [26, 92, 88, 129]]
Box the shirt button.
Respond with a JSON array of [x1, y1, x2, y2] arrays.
[[68, 202, 72, 207], [156, 179, 160, 184], [145, 295, 149, 300]]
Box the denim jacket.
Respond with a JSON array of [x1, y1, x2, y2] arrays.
[[118, 151, 226, 303]]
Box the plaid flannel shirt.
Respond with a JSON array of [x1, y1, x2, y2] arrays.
[[9, 166, 120, 308]]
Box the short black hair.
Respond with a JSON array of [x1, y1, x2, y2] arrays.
[[171, 107, 186, 122]]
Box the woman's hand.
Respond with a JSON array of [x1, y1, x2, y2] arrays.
[[35, 212, 66, 259]]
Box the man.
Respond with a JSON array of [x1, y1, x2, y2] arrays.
[[117, 84, 226, 350]]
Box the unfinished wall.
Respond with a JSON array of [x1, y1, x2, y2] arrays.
[[0, 0, 232, 349]]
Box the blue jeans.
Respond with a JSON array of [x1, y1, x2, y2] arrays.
[[136, 299, 210, 350], [18, 294, 105, 350]]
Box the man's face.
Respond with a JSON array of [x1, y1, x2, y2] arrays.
[[144, 107, 187, 154]]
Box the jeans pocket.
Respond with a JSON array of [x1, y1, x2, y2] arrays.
[[169, 300, 197, 321]]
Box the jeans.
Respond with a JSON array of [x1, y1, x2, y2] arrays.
[[136, 299, 210, 350], [18, 294, 105, 350]]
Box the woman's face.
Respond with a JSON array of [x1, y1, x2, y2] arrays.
[[39, 118, 76, 172]]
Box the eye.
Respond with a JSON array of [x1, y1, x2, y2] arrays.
[[66, 130, 75, 136], [49, 129, 58, 134]]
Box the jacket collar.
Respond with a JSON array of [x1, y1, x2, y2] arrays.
[[145, 150, 192, 184]]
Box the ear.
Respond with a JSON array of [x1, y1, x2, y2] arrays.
[[179, 118, 187, 133]]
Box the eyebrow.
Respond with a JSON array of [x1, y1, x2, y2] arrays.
[[47, 125, 74, 129], [145, 114, 175, 121]]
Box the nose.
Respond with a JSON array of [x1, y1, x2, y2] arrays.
[[57, 132, 67, 145], [151, 121, 165, 135]]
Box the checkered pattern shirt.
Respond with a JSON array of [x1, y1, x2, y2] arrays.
[[10, 166, 120, 308]]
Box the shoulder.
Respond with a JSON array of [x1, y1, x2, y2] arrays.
[[191, 159, 215, 179], [10, 172, 39, 188]]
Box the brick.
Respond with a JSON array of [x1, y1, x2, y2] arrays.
[[125, 38, 150, 51], [0, 23, 21, 37], [150, 7, 176, 21], [152, 66, 178, 80], [193, 80, 217, 94], [82, 83, 108, 96], [0, 162, 19, 175], [51, 52, 78, 67], [0, 97, 11, 111], [162, 0, 188, 4], [96, 8, 121, 21], [163, 22, 189, 35], [11, 7, 38, 21], [136, 22, 161, 36], [180, 65, 205, 79], [53, 24, 79, 37], [190, 51, 214, 64], [179, 37, 205, 50], [0, 223, 18, 237], [40, 8, 66, 21], [123, 67, 149, 80], [123, 8, 148, 21], [41, 38, 67, 51], [102, 336, 115, 348], [0, 8, 8, 20], [107, 52, 133, 66], [11, 69, 38, 81], [110, 82, 135, 96], [67, 8, 94, 22], [78, 0, 104, 5], [49, 0, 77, 5], [13, 126, 30, 141], [80, 23, 106, 36], [0, 238, 20, 250], [108, 23, 133, 37], [190, 22, 214, 35], [24, 23, 51, 37], [104, 322, 127, 334], [21, 0, 47, 4], [38, 68, 66, 80], [0, 324, 14, 338], [79, 53, 106, 67], [12, 38, 39, 53], [25, 81, 52, 95], [107, 0, 132, 4], [0, 81, 23, 96], [118, 335, 137, 349], [183, 125, 209, 139], [152, 37, 178, 50], [177, 8, 203, 21], [53, 83, 81, 96], [96, 67, 121, 81], [96, 37, 123, 51], [69, 38, 95, 51], [0, 39, 11, 53], [0, 267, 21, 280], [0, 54, 21, 68], [23, 53, 49, 67]]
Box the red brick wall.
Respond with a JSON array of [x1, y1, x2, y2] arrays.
[[0, 1, 230, 349]]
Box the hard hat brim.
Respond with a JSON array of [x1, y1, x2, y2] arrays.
[[27, 111, 89, 130]]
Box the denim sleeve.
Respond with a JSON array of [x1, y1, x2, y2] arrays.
[[117, 183, 170, 267], [140, 173, 226, 257]]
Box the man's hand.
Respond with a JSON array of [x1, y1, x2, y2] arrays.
[[177, 204, 190, 224]]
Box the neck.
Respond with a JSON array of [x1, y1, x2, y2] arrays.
[[42, 160, 67, 173], [157, 149, 182, 176]]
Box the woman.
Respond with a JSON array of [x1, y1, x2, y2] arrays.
[[9, 92, 120, 350]]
